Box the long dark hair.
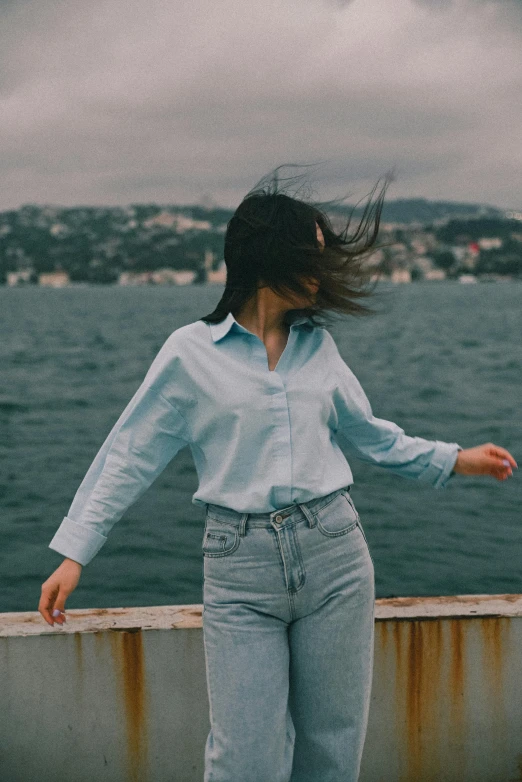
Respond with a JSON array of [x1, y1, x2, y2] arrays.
[[199, 164, 394, 330]]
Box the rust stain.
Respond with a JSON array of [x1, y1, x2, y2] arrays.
[[110, 628, 149, 782], [74, 607, 116, 618], [480, 616, 510, 756], [378, 618, 390, 653], [449, 619, 465, 730], [406, 621, 423, 781], [480, 616, 507, 693], [393, 622, 408, 780], [403, 620, 444, 781], [498, 594, 522, 604], [377, 593, 522, 608], [394, 618, 472, 781], [444, 619, 469, 781], [11, 607, 114, 624]]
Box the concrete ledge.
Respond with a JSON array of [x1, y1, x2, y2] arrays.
[[3, 594, 522, 637], [1, 595, 522, 782]]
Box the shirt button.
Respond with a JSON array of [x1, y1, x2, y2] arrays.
[[275, 515, 283, 523]]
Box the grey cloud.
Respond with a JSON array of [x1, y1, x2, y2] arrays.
[[0, 0, 521, 210], [411, 0, 454, 11]]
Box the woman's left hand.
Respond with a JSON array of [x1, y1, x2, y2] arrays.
[[452, 443, 518, 481]]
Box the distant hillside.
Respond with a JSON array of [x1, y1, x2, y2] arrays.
[[2, 197, 521, 283], [186, 197, 509, 225], [329, 198, 507, 225], [12, 197, 511, 228]]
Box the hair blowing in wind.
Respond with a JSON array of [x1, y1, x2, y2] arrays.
[[200, 163, 396, 330]]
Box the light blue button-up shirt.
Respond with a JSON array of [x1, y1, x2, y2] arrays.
[[48, 310, 462, 566]]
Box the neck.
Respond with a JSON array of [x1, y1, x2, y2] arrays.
[[233, 288, 290, 338]]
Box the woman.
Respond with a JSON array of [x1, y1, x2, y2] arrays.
[[40, 166, 517, 782]]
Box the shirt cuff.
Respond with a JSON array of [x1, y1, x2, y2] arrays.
[[48, 516, 108, 566], [422, 441, 463, 489]]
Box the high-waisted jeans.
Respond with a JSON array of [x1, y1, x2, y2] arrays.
[[201, 485, 375, 782]]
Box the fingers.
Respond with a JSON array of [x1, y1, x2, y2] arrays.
[[39, 583, 67, 627], [491, 457, 515, 481], [52, 606, 67, 624], [487, 444, 518, 469], [483, 444, 517, 481], [39, 583, 57, 626]]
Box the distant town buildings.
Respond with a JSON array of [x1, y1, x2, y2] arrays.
[[478, 237, 502, 250], [391, 268, 412, 283], [38, 271, 70, 287], [424, 269, 446, 281], [142, 211, 212, 232], [118, 269, 196, 285], [204, 250, 227, 284], [1, 201, 521, 286], [7, 270, 35, 286]]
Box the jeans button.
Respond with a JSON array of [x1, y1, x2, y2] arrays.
[[275, 515, 283, 523]]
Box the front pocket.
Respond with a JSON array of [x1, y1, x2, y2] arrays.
[[202, 518, 240, 557], [314, 490, 359, 538], [356, 519, 374, 567]]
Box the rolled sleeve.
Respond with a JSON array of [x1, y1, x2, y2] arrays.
[[418, 441, 463, 489], [48, 516, 108, 567]]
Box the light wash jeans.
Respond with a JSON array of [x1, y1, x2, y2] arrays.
[[201, 485, 375, 782]]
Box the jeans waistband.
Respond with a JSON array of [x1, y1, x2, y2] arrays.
[[205, 485, 352, 532]]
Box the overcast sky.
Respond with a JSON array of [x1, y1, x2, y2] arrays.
[[1, 0, 521, 211]]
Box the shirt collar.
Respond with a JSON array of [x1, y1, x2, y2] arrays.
[[209, 311, 312, 343]]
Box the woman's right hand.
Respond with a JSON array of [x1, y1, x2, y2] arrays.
[[452, 443, 517, 481], [39, 558, 83, 626]]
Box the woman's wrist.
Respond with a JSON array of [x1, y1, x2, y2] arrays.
[[451, 446, 463, 474], [63, 557, 83, 569]]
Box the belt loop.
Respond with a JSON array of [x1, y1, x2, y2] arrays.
[[298, 502, 316, 529], [238, 513, 249, 537]]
